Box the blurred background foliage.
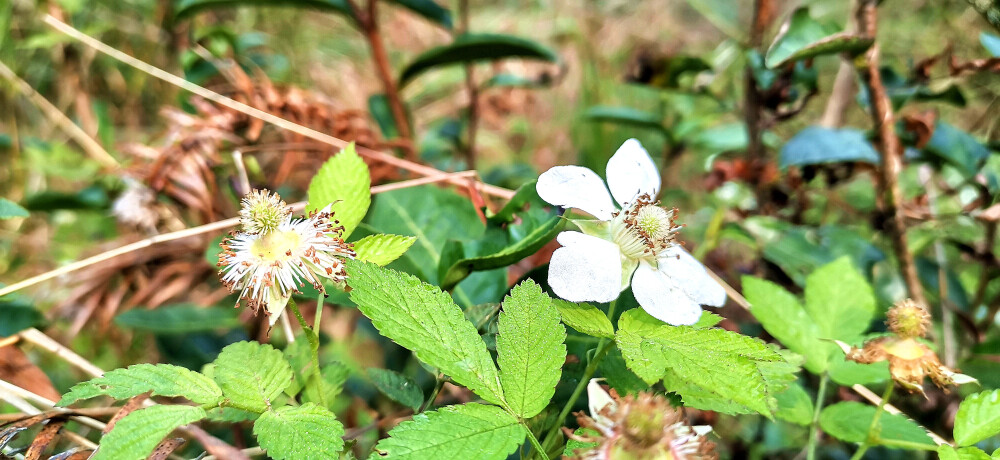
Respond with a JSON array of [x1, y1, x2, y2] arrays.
[[3, 0, 1000, 458]]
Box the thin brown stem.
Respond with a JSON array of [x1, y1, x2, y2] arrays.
[[855, 0, 928, 308], [358, 0, 414, 157], [459, 0, 478, 169], [744, 0, 775, 209]]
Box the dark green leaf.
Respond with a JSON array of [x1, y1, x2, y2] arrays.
[[22, 186, 109, 211], [368, 368, 424, 410], [386, 0, 451, 29], [581, 106, 667, 134], [114, 305, 242, 334], [399, 33, 558, 87], [819, 401, 935, 447], [0, 298, 44, 337], [175, 0, 353, 21], [765, 8, 872, 68], [780, 126, 879, 168], [0, 198, 28, 219], [368, 94, 400, 140], [922, 121, 990, 178]]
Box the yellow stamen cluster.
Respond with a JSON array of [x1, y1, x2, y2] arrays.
[[239, 189, 290, 234], [610, 193, 682, 261]]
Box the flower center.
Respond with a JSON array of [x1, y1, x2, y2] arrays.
[[240, 189, 290, 234], [610, 194, 681, 261], [251, 230, 302, 262]]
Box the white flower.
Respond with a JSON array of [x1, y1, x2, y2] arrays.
[[218, 190, 355, 327], [536, 139, 726, 326]]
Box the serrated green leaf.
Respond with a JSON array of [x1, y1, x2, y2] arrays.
[[805, 257, 876, 341], [205, 406, 259, 423], [497, 280, 566, 418], [743, 276, 832, 373], [369, 368, 424, 410], [774, 383, 814, 426], [353, 234, 416, 266], [0, 198, 28, 219], [253, 403, 344, 459], [765, 8, 872, 68], [212, 341, 293, 412], [939, 446, 993, 460], [564, 428, 600, 458], [113, 304, 241, 334], [399, 33, 558, 87], [819, 401, 935, 447], [374, 403, 524, 459], [553, 300, 613, 339], [616, 309, 782, 416], [307, 143, 371, 239], [955, 389, 1000, 446], [58, 363, 222, 407], [93, 405, 205, 460], [345, 260, 504, 405]]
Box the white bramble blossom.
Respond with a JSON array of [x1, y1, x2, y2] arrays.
[[536, 139, 726, 326], [218, 190, 355, 327]]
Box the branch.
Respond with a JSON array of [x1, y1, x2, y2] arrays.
[[854, 0, 928, 308], [358, 0, 415, 157]]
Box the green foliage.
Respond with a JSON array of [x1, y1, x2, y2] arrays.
[[352, 233, 416, 266], [212, 341, 293, 412], [345, 259, 505, 405], [373, 403, 524, 459], [0, 198, 28, 219], [113, 304, 242, 334], [765, 7, 872, 68], [253, 403, 345, 460], [743, 257, 878, 376], [615, 309, 786, 416], [773, 382, 814, 426], [496, 280, 566, 419], [819, 401, 935, 447], [954, 389, 1000, 446], [307, 143, 371, 239], [58, 363, 223, 406], [0, 297, 44, 337], [439, 180, 564, 290], [387, 0, 453, 29], [581, 106, 667, 135], [368, 94, 401, 140], [174, 0, 353, 21], [779, 126, 880, 168], [938, 446, 994, 460], [93, 405, 206, 460], [553, 299, 614, 339], [302, 364, 349, 411], [368, 368, 424, 410], [921, 121, 990, 178], [399, 33, 558, 87]]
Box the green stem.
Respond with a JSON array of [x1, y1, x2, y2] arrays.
[[849, 384, 894, 460], [287, 299, 327, 408], [314, 291, 325, 332], [806, 373, 829, 460], [419, 375, 445, 413], [521, 421, 550, 460], [540, 298, 619, 452]]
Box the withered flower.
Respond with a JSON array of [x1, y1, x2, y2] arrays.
[[563, 380, 717, 460], [837, 299, 976, 396]]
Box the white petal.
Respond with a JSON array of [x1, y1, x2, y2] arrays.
[[606, 139, 660, 207], [631, 262, 703, 326], [537, 165, 616, 220], [549, 231, 622, 303], [587, 379, 616, 419], [658, 246, 727, 307]]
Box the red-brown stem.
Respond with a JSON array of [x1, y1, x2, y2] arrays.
[[744, 0, 774, 208], [352, 0, 414, 158], [459, 0, 478, 169], [856, 0, 928, 308]]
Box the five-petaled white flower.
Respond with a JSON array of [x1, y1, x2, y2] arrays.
[[536, 139, 726, 325], [218, 190, 355, 327]]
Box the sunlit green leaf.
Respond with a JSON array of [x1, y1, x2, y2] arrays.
[[307, 143, 371, 239], [374, 403, 524, 459], [212, 341, 293, 412], [820, 401, 935, 447], [765, 8, 872, 68], [353, 234, 416, 266], [58, 363, 223, 406], [93, 405, 206, 460], [553, 299, 614, 339], [954, 389, 1000, 446], [254, 403, 345, 459]]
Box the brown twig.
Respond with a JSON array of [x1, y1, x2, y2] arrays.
[[350, 0, 414, 156], [855, 0, 928, 308], [459, 0, 478, 169], [744, 0, 775, 207]]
